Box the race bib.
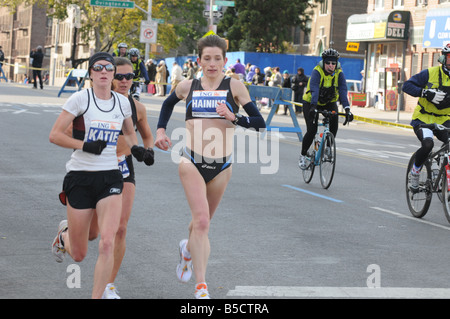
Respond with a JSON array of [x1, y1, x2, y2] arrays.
[[118, 155, 130, 178], [87, 120, 121, 146], [191, 90, 227, 118]]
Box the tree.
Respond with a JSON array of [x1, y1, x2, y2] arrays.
[[217, 0, 318, 53], [1, 0, 205, 68]]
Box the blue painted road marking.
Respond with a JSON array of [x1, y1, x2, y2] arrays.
[[282, 184, 343, 203]]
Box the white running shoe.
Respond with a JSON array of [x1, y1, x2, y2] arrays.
[[409, 171, 420, 193], [52, 220, 68, 263], [299, 154, 310, 170], [195, 282, 210, 299], [102, 283, 121, 299], [176, 239, 192, 283]]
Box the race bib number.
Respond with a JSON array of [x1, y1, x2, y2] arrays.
[[191, 90, 227, 118]]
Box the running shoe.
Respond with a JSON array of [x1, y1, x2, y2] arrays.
[[195, 282, 210, 299], [409, 171, 420, 193], [51, 220, 68, 263], [176, 239, 192, 283], [102, 283, 120, 299], [298, 154, 310, 170]]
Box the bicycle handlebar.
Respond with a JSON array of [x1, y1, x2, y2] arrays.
[[315, 109, 346, 117], [419, 123, 450, 132], [313, 109, 349, 125]]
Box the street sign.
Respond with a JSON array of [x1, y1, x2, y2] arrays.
[[152, 18, 164, 24], [90, 0, 135, 9], [216, 0, 235, 6], [203, 10, 223, 18], [346, 42, 360, 52], [140, 21, 157, 44]]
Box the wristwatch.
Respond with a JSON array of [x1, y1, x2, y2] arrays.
[[232, 113, 243, 125]]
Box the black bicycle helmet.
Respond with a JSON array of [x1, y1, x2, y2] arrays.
[[322, 48, 340, 60]]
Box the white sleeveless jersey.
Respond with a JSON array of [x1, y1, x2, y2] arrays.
[[62, 88, 132, 172]]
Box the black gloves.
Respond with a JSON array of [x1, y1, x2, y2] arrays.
[[83, 140, 107, 155], [131, 145, 154, 166], [143, 148, 155, 166], [343, 107, 353, 126], [422, 89, 446, 104], [144, 80, 150, 85], [308, 105, 317, 119]]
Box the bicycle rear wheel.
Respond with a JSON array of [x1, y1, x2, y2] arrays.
[[302, 150, 315, 183], [319, 132, 336, 189], [405, 153, 432, 218]]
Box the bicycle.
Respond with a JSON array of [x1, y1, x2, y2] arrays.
[[302, 109, 346, 189], [406, 123, 450, 222]]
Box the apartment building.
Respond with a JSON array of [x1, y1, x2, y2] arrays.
[[0, 3, 93, 87], [0, 4, 50, 83], [292, 0, 368, 58]]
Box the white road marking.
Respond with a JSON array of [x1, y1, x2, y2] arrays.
[[371, 206, 450, 231], [227, 286, 450, 298]]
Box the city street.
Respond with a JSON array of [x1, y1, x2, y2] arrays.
[[2, 82, 450, 303]]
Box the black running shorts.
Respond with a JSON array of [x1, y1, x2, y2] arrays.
[[63, 170, 123, 209]]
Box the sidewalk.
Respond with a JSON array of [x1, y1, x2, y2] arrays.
[[0, 81, 413, 128]]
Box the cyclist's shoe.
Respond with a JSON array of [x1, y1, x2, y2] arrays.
[[52, 220, 68, 263], [102, 283, 121, 299], [195, 282, 211, 299], [409, 171, 420, 193], [176, 239, 193, 283], [132, 94, 140, 101], [323, 147, 332, 161], [299, 155, 310, 170]]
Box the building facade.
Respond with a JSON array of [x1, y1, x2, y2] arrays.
[[292, 0, 368, 58], [0, 4, 93, 87], [0, 4, 50, 83], [346, 0, 450, 112]]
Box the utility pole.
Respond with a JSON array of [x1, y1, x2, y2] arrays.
[[145, 0, 152, 61], [209, 0, 213, 30]]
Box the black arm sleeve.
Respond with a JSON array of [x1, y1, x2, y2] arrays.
[[236, 101, 266, 131], [157, 91, 181, 129]]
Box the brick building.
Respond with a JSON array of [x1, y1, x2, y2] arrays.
[[292, 0, 368, 58], [0, 4, 93, 87], [345, 0, 450, 112], [0, 4, 50, 83]]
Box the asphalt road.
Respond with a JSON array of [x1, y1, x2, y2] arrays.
[[2, 83, 450, 303]]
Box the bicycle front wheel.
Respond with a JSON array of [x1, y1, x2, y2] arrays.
[[405, 153, 432, 218], [319, 132, 336, 189], [442, 168, 450, 223]]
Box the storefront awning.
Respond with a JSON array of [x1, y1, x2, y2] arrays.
[[423, 8, 450, 48], [346, 10, 410, 42]]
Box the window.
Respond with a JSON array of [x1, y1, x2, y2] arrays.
[[294, 26, 300, 45], [375, 0, 385, 9], [320, 0, 328, 15], [417, 0, 427, 5], [393, 0, 404, 7], [411, 53, 419, 76], [421, 53, 429, 71], [304, 21, 311, 45], [433, 52, 441, 67]]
